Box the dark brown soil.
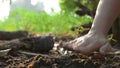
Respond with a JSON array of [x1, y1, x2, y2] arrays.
[[0, 29, 119, 68], [0, 50, 120, 68]]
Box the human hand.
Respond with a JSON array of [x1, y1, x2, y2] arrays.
[[61, 33, 114, 55]]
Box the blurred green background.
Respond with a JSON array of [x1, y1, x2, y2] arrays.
[[0, 0, 99, 35]]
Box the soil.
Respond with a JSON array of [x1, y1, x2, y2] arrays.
[[0, 26, 119, 68], [0, 48, 120, 68]]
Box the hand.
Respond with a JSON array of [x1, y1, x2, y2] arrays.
[[62, 33, 114, 55]]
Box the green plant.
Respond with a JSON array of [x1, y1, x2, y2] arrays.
[[0, 8, 93, 35]]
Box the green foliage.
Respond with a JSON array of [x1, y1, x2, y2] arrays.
[[80, 0, 99, 10], [0, 8, 92, 35], [60, 0, 99, 13], [60, 0, 78, 12]]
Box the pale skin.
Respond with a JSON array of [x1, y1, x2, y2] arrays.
[[63, 0, 120, 55]]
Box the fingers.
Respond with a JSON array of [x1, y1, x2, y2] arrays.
[[76, 36, 89, 47], [62, 36, 89, 51], [61, 40, 77, 51], [74, 41, 100, 55]]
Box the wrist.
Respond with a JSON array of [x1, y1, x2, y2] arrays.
[[87, 29, 107, 38]]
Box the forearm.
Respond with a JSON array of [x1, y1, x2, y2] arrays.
[[88, 0, 120, 37]]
